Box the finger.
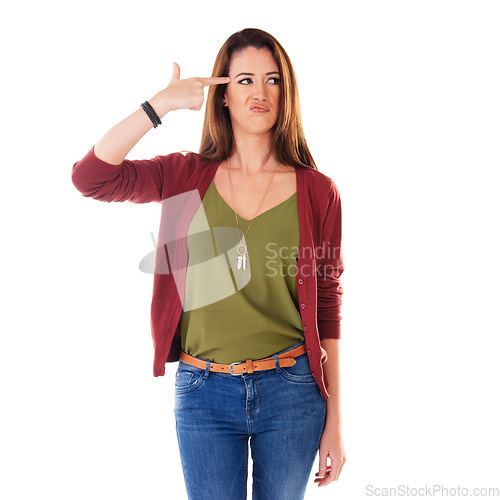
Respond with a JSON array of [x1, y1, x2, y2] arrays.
[[170, 62, 181, 82], [314, 470, 331, 482], [317, 456, 329, 480], [314, 474, 331, 483], [318, 475, 336, 487], [315, 463, 331, 485], [315, 468, 333, 485], [315, 465, 332, 477], [199, 76, 231, 86], [315, 461, 343, 485], [331, 463, 342, 481]]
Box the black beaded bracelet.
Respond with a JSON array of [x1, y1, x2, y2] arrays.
[[141, 101, 161, 127], [140, 102, 155, 124], [141, 101, 162, 128]]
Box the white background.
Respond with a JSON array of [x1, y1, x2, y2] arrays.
[[1, 0, 499, 499]]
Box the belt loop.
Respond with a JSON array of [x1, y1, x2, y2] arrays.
[[204, 359, 210, 379], [272, 353, 280, 372]]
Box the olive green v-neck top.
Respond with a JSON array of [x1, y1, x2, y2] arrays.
[[179, 178, 304, 364]]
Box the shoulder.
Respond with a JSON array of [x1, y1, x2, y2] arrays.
[[301, 166, 341, 201], [156, 150, 204, 163], [184, 151, 220, 168], [150, 151, 218, 200]]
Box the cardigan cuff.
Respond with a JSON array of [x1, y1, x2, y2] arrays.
[[317, 319, 341, 340]]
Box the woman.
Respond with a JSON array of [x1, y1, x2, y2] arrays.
[[72, 28, 346, 500]]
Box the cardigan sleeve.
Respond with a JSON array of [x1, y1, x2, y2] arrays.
[[316, 181, 344, 340], [71, 145, 186, 204]]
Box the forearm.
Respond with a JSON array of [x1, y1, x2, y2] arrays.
[[94, 92, 173, 166], [320, 338, 342, 428]]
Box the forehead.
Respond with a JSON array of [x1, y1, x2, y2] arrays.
[[229, 46, 278, 74]]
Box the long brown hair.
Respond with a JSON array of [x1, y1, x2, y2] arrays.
[[196, 28, 318, 171]]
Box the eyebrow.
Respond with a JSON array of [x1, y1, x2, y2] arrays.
[[234, 71, 280, 78]]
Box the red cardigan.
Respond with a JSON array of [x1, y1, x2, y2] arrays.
[[71, 146, 344, 400]]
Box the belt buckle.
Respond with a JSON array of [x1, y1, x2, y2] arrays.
[[229, 361, 243, 376]]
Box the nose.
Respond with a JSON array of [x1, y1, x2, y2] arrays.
[[251, 80, 268, 101]]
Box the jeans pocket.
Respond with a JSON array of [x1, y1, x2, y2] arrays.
[[277, 352, 316, 384], [175, 361, 206, 395]]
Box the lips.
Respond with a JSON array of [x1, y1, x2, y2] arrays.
[[250, 105, 270, 112]]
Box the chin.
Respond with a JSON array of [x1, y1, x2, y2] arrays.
[[232, 116, 277, 135]]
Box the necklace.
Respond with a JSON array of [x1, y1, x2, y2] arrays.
[[226, 156, 280, 271]]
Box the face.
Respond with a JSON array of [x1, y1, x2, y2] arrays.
[[223, 46, 281, 136]]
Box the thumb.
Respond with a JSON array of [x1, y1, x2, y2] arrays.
[[170, 61, 180, 82]]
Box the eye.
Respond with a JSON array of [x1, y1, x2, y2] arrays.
[[238, 77, 281, 85]]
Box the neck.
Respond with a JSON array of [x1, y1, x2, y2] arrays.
[[228, 131, 279, 175]]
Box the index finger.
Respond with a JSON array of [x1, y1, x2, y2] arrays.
[[199, 76, 231, 86]]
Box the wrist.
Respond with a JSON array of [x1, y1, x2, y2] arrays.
[[324, 416, 342, 434], [148, 92, 173, 118], [325, 402, 342, 421]]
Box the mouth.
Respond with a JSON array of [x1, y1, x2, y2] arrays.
[[250, 105, 270, 113]]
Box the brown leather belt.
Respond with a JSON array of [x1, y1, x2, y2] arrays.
[[179, 344, 307, 376]]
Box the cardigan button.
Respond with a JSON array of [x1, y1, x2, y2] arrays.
[[312, 372, 316, 378], [307, 349, 312, 355], [300, 303, 306, 309], [298, 278, 304, 284], [303, 326, 308, 332]]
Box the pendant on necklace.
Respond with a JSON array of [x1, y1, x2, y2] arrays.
[[236, 243, 247, 271]]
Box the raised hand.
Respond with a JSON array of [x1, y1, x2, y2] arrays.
[[158, 62, 231, 112]]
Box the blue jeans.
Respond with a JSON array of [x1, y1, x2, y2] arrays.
[[174, 341, 326, 500]]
